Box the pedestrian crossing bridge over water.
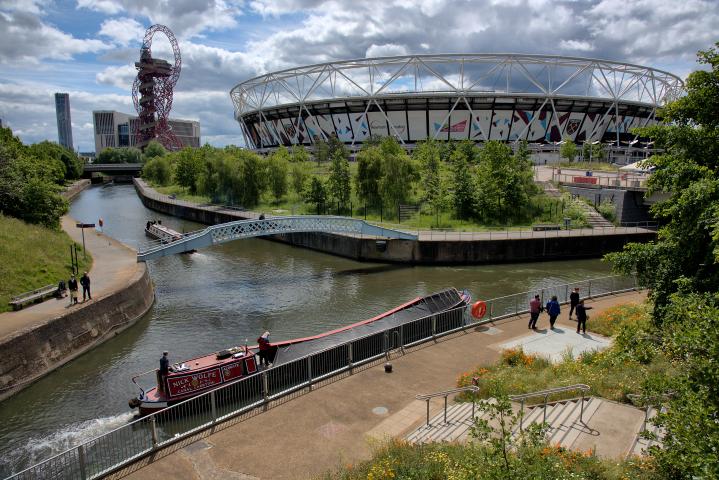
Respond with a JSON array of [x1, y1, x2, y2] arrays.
[[136, 215, 417, 262]]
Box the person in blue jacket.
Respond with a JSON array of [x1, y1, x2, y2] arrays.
[[546, 295, 561, 329]]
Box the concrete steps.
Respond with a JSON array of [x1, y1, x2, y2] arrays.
[[628, 405, 667, 457], [405, 401, 480, 444], [405, 397, 602, 450]]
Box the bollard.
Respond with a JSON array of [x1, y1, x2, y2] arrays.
[[384, 362, 393, 373]]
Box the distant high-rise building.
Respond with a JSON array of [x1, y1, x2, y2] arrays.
[[92, 110, 200, 153], [55, 93, 74, 150]]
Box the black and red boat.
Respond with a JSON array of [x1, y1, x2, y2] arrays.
[[129, 288, 470, 415]]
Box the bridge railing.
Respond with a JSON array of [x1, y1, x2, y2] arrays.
[[5, 274, 639, 480]]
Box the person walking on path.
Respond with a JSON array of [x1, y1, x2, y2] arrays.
[[80, 271, 91, 301], [576, 299, 593, 334], [528, 295, 543, 329], [569, 288, 580, 319], [68, 274, 79, 306], [546, 295, 561, 329]]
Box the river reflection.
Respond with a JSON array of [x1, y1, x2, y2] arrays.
[[0, 184, 613, 474]]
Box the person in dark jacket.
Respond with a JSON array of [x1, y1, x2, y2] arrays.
[[257, 331, 276, 367], [158, 351, 170, 393], [569, 288, 580, 319], [546, 295, 561, 329], [80, 271, 91, 301], [576, 300, 593, 334], [68, 275, 79, 305]]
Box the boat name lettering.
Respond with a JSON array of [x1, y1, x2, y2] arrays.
[[168, 368, 222, 397]]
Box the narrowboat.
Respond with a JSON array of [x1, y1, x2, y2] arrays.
[[128, 288, 471, 415], [144, 220, 195, 253]]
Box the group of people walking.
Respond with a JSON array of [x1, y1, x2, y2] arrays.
[[528, 287, 592, 333]]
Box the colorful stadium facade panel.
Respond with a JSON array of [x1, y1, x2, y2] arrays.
[[230, 54, 683, 150]]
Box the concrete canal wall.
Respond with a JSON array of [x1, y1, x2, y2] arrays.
[[134, 179, 655, 264], [0, 266, 154, 401]]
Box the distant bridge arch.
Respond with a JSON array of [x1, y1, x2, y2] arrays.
[[137, 215, 417, 262]]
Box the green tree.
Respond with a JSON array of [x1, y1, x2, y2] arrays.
[[378, 137, 417, 210], [328, 149, 351, 209], [237, 150, 266, 207], [327, 133, 348, 160], [173, 148, 204, 193], [355, 145, 383, 206], [413, 139, 446, 222], [290, 163, 308, 195], [313, 139, 329, 165], [96, 147, 141, 164], [475, 140, 535, 222], [559, 137, 577, 162], [290, 145, 310, 163], [605, 43, 719, 478], [304, 176, 327, 214], [28, 141, 82, 179], [267, 148, 289, 202], [450, 148, 475, 219], [0, 128, 68, 228], [142, 156, 172, 186], [142, 141, 167, 162]]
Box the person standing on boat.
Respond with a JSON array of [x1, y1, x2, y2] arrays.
[[80, 271, 91, 301], [158, 351, 170, 393], [257, 331, 274, 367]]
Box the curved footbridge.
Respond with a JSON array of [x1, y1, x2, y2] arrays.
[[137, 215, 417, 262]]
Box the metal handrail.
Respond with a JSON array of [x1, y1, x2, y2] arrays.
[[416, 386, 479, 427], [627, 392, 674, 433], [510, 384, 590, 431]]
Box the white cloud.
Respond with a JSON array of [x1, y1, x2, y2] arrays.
[[76, 0, 125, 14], [98, 18, 145, 46], [0, 10, 110, 63], [559, 40, 594, 52], [366, 43, 408, 58], [96, 64, 137, 90], [0, 0, 48, 14]]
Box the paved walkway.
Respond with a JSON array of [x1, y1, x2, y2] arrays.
[[0, 215, 141, 342], [117, 290, 646, 480]]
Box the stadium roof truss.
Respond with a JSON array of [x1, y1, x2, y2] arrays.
[[230, 54, 684, 148]]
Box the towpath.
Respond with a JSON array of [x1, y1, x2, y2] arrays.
[[0, 215, 141, 342], [117, 290, 647, 480]]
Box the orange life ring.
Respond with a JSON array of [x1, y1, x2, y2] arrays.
[[471, 300, 487, 319]]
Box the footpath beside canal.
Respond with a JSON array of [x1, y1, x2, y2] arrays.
[[134, 179, 655, 264], [0, 211, 154, 401], [117, 290, 646, 480]]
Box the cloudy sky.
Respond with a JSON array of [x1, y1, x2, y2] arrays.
[[0, 0, 716, 151]]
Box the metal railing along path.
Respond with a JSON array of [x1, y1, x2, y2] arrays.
[[5, 274, 638, 480], [416, 386, 480, 427], [510, 384, 591, 431]]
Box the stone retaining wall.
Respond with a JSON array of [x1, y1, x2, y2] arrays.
[[134, 179, 655, 264], [0, 266, 154, 401]]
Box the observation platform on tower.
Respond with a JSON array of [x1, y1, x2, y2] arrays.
[[136, 216, 418, 262]]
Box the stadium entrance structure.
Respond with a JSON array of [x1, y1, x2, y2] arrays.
[[230, 54, 683, 151]]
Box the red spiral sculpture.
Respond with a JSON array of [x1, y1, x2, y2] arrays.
[[132, 24, 182, 151]]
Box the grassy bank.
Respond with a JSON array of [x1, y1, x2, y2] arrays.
[[0, 214, 92, 312]]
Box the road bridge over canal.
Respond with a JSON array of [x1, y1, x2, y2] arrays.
[[137, 216, 418, 261]]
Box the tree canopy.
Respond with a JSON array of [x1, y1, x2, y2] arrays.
[[606, 42, 719, 478]]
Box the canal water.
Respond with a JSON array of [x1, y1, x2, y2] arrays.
[[0, 184, 613, 475]]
